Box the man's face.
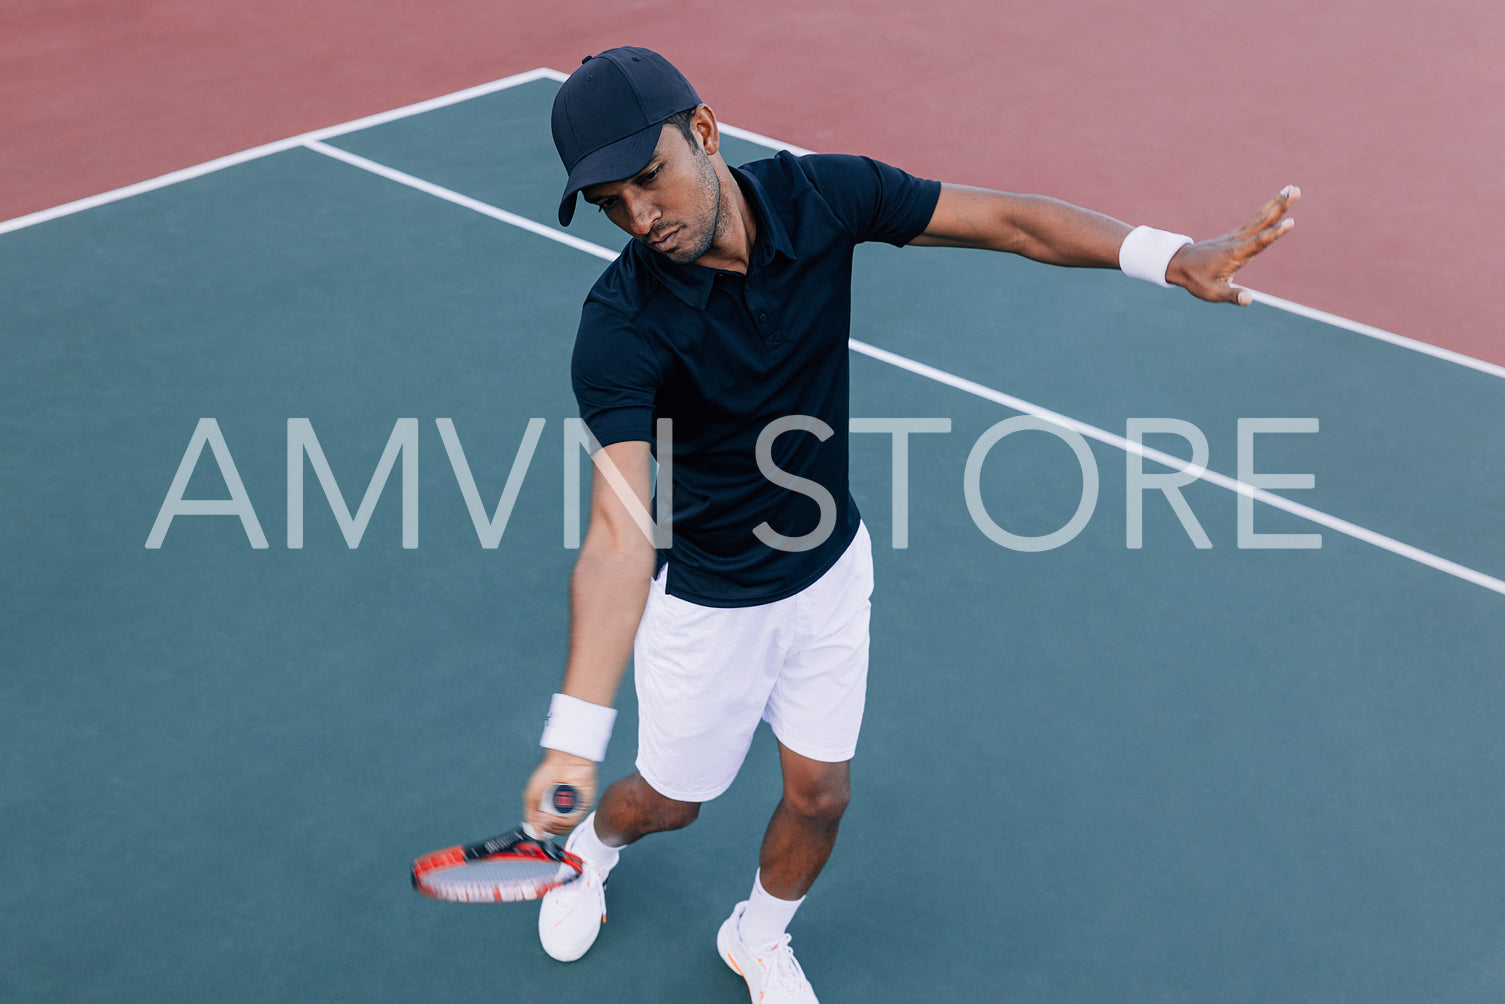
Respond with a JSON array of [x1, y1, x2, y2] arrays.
[[582, 121, 722, 265]]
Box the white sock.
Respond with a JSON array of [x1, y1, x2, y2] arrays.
[[737, 870, 804, 950], [566, 811, 620, 872]]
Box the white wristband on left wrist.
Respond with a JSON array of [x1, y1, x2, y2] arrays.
[[1120, 225, 1193, 287]]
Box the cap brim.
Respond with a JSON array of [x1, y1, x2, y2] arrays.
[[556, 120, 664, 227]]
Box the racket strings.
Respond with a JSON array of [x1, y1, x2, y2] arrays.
[[417, 855, 579, 903], [411, 814, 585, 905]]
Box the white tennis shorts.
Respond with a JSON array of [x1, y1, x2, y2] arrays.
[[633, 523, 874, 803]]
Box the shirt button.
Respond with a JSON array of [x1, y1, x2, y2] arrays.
[[758, 312, 769, 323]]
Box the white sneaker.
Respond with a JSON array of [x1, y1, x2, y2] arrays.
[[537, 827, 612, 962], [716, 901, 820, 1002]]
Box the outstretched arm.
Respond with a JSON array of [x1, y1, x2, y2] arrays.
[[912, 183, 1299, 305]]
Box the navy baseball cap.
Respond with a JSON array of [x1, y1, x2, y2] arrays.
[[550, 47, 701, 226]]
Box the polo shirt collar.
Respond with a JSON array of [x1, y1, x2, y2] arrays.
[[733, 164, 798, 266], [642, 163, 799, 309]]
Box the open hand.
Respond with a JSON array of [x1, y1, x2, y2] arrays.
[[1168, 185, 1300, 306]]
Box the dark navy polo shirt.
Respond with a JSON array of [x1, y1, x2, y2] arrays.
[[570, 151, 941, 607]]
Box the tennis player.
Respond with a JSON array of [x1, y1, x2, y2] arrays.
[[524, 46, 1297, 1002]]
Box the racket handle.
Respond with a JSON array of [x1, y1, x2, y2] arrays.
[[538, 783, 583, 819], [522, 784, 583, 840]]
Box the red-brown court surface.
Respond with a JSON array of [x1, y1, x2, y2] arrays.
[[5, 0, 1499, 365]]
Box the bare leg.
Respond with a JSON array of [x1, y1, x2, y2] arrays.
[[757, 743, 852, 899], [592, 770, 700, 847]]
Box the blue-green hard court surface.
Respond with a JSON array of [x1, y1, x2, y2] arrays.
[[4, 72, 1505, 1002]]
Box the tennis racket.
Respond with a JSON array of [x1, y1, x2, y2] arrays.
[[411, 783, 586, 903]]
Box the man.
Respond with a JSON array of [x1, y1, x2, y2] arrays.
[[523, 46, 1296, 1003]]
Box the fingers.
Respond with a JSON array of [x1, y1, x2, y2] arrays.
[[523, 753, 599, 836], [1239, 215, 1296, 261], [527, 791, 589, 836], [1176, 185, 1299, 307], [1241, 210, 1296, 266], [1262, 215, 1296, 246], [1223, 187, 1298, 281], [1210, 281, 1251, 307], [1236, 184, 1300, 237], [1267, 185, 1300, 232]]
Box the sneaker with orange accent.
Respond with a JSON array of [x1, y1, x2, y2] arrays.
[[537, 827, 612, 962], [716, 901, 820, 1003]]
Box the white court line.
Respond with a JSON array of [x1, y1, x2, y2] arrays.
[[848, 340, 1505, 598], [0, 67, 562, 237], [1248, 291, 1505, 381], [299, 138, 1505, 599], [304, 140, 616, 261], [719, 123, 814, 157]]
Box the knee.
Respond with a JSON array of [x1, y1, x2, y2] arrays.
[[604, 774, 701, 840], [650, 797, 700, 832], [634, 775, 700, 832], [782, 779, 851, 825]]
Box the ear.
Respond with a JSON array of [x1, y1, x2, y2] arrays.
[[692, 104, 720, 158]]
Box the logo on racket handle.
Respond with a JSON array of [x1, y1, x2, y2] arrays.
[[540, 783, 581, 818]]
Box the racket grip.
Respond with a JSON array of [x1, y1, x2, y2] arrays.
[[538, 783, 583, 819]]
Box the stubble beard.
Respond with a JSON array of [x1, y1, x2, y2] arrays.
[[653, 151, 723, 266]]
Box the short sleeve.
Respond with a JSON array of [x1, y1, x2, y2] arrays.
[[795, 154, 942, 247], [570, 300, 662, 448]]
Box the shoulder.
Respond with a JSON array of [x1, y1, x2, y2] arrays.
[[571, 290, 662, 395], [573, 246, 670, 379], [738, 151, 885, 201], [584, 241, 657, 322], [740, 152, 939, 247]]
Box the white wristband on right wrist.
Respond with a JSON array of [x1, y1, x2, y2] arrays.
[[539, 692, 616, 763], [1119, 225, 1193, 287]]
